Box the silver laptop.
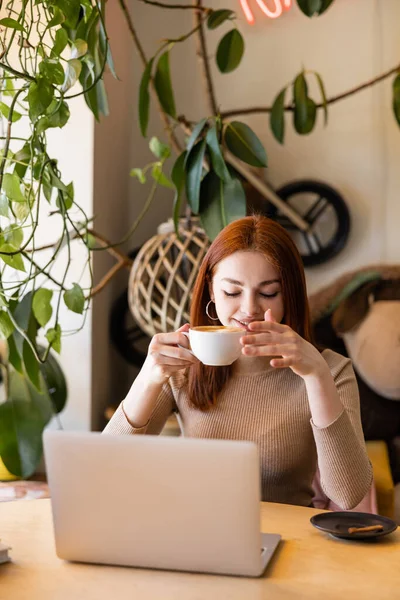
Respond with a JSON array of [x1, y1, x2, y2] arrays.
[[43, 431, 281, 577]]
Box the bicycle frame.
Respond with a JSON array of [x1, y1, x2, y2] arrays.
[[225, 151, 309, 232]]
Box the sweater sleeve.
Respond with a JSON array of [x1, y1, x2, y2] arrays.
[[311, 352, 373, 510], [102, 380, 177, 436]]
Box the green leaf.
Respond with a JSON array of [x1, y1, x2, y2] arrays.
[[149, 137, 171, 160], [0, 244, 26, 272], [154, 51, 176, 119], [296, 0, 334, 16], [297, 0, 333, 17], [84, 232, 96, 250], [32, 289, 53, 327], [62, 59, 82, 92], [39, 59, 65, 85], [184, 118, 208, 166], [83, 74, 109, 121], [320, 0, 335, 13], [64, 283, 85, 314], [48, 7, 65, 27], [393, 74, 400, 127], [0, 311, 14, 339], [294, 97, 317, 134], [99, 22, 117, 79], [0, 102, 22, 123], [13, 144, 31, 179], [4, 77, 15, 97], [0, 194, 9, 218], [207, 9, 235, 30], [36, 100, 70, 134], [0, 365, 56, 477], [171, 151, 187, 235], [205, 126, 230, 183], [71, 39, 88, 59], [314, 72, 328, 125], [46, 165, 69, 192], [0, 391, 48, 478], [13, 293, 38, 355], [56, 181, 74, 211], [27, 78, 54, 121], [37, 45, 47, 60], [199, 171, 246, 241], [51, 27, 68, 56], [45, 325, 62, 354], [296, 0, 321, 16], [138, 58, 154, 137], [185, 140, 206, 214], [216, 29, 244, 74], [39, 344, 67, 411], [12, 198, 31, 221], [130, 168, 146, 184], [270, 88, 286, 144], [293, 72, 308, 131], [151, 164, 174, 189], [2, 173, 25, 202], [7, 335, 23, 374], [55, 0, 80, 28], [0, 224, 24, 248], [23, 340, 41, 391], [0, 17, 24, 31], [224, 121, 267, 167]]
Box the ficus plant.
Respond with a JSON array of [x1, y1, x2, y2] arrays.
[[129, 0, 400, 240], [0, 0, 399, 477]]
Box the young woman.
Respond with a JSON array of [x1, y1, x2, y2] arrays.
[[104, 215, 372, 509]]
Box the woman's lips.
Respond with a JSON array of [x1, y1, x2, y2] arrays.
[[232, 318, 257, 331]]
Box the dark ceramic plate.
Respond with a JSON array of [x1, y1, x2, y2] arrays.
[[310, 511, 398, 540]]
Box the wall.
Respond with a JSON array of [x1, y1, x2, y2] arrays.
[[46, 98, 94, 430], [91, 0, 400, 423], [122, 0, 400, 295], [204, 0, 400, 292]]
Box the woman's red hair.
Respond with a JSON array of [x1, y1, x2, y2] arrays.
[[188, 215, 314, 410]]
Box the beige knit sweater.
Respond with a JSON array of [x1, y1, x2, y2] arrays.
[[103, 349, 372, 509]]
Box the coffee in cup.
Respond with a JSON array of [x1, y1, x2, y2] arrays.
[[184, 326, 243, 366]]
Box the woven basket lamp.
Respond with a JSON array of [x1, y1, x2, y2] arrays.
[[128, 218, 211, 337]]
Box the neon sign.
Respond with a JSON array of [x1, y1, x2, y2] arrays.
[[240, 0, 292, 24]]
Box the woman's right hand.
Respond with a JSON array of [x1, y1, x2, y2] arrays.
[[144, 323, 199, 385]]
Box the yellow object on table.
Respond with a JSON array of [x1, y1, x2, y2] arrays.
[[366, 440, 395, 519], [0, 458, 18, 482]]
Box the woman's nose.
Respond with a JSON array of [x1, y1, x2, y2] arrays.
[[241, 293, 259, 316]]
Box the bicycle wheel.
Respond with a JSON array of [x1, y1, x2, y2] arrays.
[[110, 288, 151, 367], [265, 180, 351, 267], [109, 247, 151, 367]]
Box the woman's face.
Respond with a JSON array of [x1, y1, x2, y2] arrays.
[[210, 251, 284, 331]]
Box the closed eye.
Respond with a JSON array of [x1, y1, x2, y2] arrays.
[[223, 291, 279, 298]]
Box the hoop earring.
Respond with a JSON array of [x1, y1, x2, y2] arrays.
[[206, 300, 219, 321]]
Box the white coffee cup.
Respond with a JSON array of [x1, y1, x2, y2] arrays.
[[183, 326, 244, 366]]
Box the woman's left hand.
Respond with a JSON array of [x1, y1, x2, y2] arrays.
[[240, 309, 327, 379]]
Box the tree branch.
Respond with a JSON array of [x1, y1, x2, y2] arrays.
[[86, 229, 134, 266], [90, 261, 130, 298], [193, 0, 217, 115], [86, 230, 134, 298], [137, 0, 210, 10], [221, 63, 400, 119], [118, 0, 182, 154], [0, 61, 35, 81]]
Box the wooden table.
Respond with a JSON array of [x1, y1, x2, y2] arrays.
[[1, 499, 399, 600]]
